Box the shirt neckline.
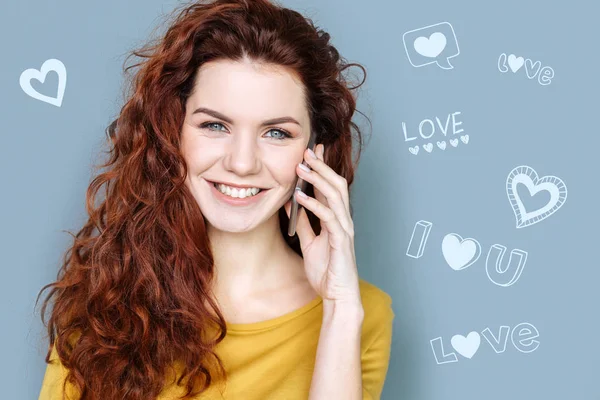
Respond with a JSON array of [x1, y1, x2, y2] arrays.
[[225, 295, 323, 332]]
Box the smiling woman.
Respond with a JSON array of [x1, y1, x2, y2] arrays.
[[35, 0, 394, 399]]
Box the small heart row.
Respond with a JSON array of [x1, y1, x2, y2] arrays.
[[408, 135, 469, 155]]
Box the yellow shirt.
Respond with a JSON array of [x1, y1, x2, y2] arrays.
[[38, 278, 394, 399]]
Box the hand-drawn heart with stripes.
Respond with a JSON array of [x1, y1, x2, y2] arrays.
[[506, 165, 567, 228]]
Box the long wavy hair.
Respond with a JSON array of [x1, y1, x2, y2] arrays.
[[35, 0, 370, 398]]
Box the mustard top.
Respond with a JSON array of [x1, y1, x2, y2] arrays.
[[38, 278, 395, 399]]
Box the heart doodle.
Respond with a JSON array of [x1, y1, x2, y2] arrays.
[[19, 58, 67, 107], [449, 138, 459, 147], [460, 134, 469, 144], [408, 146, 419, 155], [442, 233, 481, 271], [414, 32, 447, 58], [436, 141, 446, 150], [423, 143, 433, 153], [506, 165, 567, 228], [451, 332, 481, 359], [507, 54, 524, 73]]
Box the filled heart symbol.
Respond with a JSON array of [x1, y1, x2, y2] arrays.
[[506, 165, 567, 228], [408, 146, 419, 155], [442, 233, 481, 270], [451, 332, 481, 359], [414, 32, 447, 58], [19, 58, 67, 107], [507, 54, 524, 73]]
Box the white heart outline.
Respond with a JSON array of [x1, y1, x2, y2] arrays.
[[19, 58, 67, 107], [506, 165, 567, 228]]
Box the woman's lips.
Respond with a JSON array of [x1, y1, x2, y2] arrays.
[[207, 180, 269, 206], [209, 180, 267, 190]]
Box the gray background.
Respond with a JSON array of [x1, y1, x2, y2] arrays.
[[1, 0, 597, 399]]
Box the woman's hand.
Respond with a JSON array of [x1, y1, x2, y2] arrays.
[[284, 144, 362, 309]]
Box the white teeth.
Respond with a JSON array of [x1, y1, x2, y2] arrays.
[[215, 183, 261, 198]]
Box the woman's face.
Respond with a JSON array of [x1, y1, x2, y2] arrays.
[[180, 59, 312, 232]]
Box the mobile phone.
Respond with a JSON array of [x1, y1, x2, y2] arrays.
[[287, 133, 318, 237]]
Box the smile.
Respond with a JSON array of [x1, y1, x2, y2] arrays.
[[207, 180, 270, 206]]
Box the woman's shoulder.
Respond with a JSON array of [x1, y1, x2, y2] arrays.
[[358, 278, 395, 334], [358, 278, 393, 308], [38, 340, 81, 400]]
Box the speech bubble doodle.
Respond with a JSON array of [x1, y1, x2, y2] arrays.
[[19, 58, 67, 107], [442, 233, 481, 270], [506, 165, 567, 228], [403, 22, 460, 70]]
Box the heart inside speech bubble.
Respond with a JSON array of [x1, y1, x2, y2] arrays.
[[414, 32, 447, 58]]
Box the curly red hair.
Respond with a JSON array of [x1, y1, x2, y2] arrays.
[[35, 0, 370, 398]]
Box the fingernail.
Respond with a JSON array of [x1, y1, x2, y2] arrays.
[[307, 148, 317, 159], [298, 162, 311, 173], [296, 188, 308, 198]]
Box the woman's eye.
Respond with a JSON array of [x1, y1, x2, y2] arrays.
[[200, 122, 226, 131], [265, 129, 292, 140], [199, 121, 292, 140]]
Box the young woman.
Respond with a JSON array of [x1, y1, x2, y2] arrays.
[[36, 0, 394, 399]]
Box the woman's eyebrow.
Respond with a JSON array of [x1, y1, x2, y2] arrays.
[[192, 107, 301, 127]]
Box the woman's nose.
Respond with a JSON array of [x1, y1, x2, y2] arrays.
[[224, 137, 262, 174]]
